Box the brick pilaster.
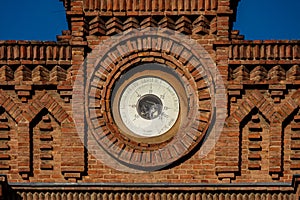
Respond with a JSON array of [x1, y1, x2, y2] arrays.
[[17, 122, 31, 179]]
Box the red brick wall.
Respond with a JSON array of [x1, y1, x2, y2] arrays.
[[0, 1, 300, 198]]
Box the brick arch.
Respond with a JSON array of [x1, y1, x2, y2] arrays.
[[19, 91, 83, 180], [266, 90, 300, 177], [23, 91, 69, 124], [101, 51, 210, 101], [18, 91, 71, 179], [88, 35, 212, 95], [228, 90, 278, 124], [216, 90, 279, 178], [0, 89, 22, 123]]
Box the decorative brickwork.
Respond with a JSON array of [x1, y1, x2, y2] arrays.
[[0, 0, 300, 198], [7, 190, 298, 200]]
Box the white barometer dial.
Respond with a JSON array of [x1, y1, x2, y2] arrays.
[[119, 77, 180, 137]]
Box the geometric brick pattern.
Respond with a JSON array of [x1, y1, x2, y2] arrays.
[[88, 15, 214, 36]]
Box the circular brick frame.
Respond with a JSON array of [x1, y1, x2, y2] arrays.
[[85, 29, 215, 170]]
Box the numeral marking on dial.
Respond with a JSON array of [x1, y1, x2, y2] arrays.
[[135, 91, 141, 98], [133, 114, 140, 121]]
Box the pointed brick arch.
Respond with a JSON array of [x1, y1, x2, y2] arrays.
[[23, 91, 69, 124], [0, 89, 22, 123], [18, 91, 72, 179], [229, 90, 278, 124], [26, 92, 84, 180], [217, 90, 279, 180]]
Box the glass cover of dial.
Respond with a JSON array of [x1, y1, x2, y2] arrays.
[[119, 77, 180, 137]]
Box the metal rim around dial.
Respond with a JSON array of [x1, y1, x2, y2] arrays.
[[111, 63, 188, 145]]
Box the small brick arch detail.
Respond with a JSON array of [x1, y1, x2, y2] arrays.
[[22, 91, 69, 125]]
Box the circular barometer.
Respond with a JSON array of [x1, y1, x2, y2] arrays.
[[119, 76, 180, 137], [112, 63, 188, 144]]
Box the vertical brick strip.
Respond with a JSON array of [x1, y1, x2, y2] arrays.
[[65, 0, 88, 180], [269, 123, 282, 178], [216, 120, 240, 180], [61, 37, 86, 180], [216, 93, 258, 181], [18, 122, 31, 179], [61, 118, 85, 180], [217, 16, 230, 39]]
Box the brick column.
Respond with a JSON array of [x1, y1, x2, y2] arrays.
[[59, 0, 88, 182], [61, 42, 87, 182]]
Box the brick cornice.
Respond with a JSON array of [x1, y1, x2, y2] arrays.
[[6, 175, 300, 198]]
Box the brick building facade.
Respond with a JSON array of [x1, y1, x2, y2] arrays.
[[0, 0, 300, 199]]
